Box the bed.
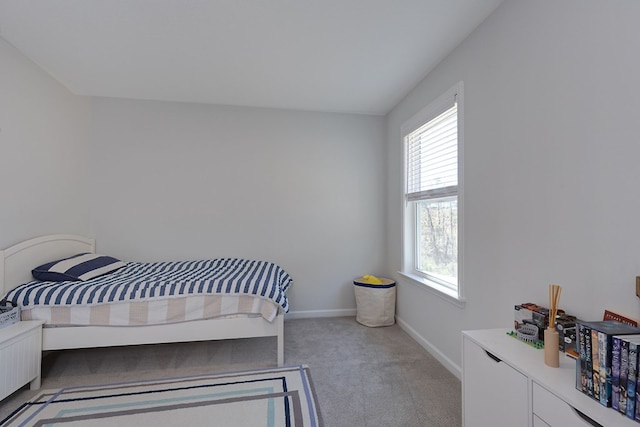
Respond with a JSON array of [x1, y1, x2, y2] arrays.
[[0, 234, 289, 366]]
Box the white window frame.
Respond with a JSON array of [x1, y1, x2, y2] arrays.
[[400, 82, 465, 307]]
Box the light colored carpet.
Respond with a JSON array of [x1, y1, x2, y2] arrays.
[[0, 317, 461, 427]]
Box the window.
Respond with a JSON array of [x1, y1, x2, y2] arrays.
[[402, 82, 463, 304]]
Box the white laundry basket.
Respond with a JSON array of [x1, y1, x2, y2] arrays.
[[353, 277, 396, 327]]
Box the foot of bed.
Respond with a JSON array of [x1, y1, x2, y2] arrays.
[[30, 376, 41, 390], [276, 313, 284, 366]]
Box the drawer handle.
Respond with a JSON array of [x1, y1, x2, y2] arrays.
[[571, 407, 602, 427], [484, 350, 502, 363]]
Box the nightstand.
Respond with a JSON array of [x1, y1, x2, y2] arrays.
[[0, 320, 45, 401]]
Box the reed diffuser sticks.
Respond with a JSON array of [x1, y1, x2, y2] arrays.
[[545, 284, 562, 367], [548, 284, 562, 329]]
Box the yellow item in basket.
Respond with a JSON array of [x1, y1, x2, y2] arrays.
[[361, 275, 383, 285]]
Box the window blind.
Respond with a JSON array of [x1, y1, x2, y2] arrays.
[[405, 102, 457, 202]]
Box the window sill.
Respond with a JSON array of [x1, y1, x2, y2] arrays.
[[398, 272, 466, 308]]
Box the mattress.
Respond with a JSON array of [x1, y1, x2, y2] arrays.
[[20, 294, 279, 326], [5, 258, 292, 327]]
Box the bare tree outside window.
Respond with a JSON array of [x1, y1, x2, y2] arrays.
[[416, 198, 457, 284]]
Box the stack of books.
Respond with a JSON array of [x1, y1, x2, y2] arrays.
[[575, 320, 640, 421]]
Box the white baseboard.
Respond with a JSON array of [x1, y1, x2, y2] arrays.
[[285, 308, 356, 320], [396, 316, 462, 380]]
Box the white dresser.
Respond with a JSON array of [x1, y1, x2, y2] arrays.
[[0, 320, 44, 401], [462, 328, 637, 427]]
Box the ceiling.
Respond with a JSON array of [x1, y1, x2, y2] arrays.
[[0, 0, 503, 115]]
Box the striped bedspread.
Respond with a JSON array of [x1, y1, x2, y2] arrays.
[[5, 258, 292, 326]]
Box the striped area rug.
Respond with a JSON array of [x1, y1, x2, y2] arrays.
[[2, 365, 322, 426]]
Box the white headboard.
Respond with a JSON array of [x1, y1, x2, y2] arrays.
[[1, 234, 95, 295]]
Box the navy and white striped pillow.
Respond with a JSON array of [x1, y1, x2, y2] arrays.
[[32, 253, 126, 282]]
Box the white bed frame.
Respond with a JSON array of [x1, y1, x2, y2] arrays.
[[0, 234, 284, 366]]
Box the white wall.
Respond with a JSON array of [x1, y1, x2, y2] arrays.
[[386, 0, 640, 375], [10, 0, 639, 376], [89, 98, 386, 314], [0, 38, 91, 248]]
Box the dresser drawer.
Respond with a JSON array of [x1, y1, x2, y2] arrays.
[[533, 382, 602, 427], [462, 335, 528, 427]]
